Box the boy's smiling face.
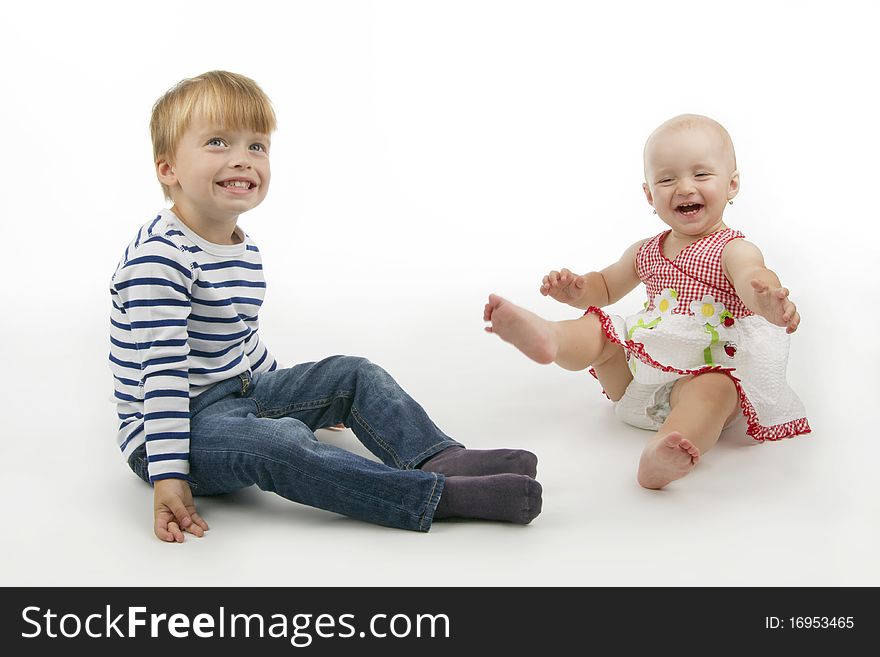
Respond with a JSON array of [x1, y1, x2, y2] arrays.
[[642, 120, 739, 240], [157, 115, 271, 240]]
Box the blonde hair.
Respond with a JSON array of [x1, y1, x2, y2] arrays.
[[150, 71, 277, 199]]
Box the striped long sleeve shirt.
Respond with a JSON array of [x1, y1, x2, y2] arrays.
[[109, 209, 278, 482]]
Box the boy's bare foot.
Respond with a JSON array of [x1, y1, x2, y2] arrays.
[[483, 294, 558, 364], [637, 431, 700, 489]]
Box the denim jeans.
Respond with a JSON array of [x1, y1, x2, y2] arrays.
[[129, 356, 461, 531]]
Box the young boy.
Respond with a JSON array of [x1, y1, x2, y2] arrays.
[[110, 71, 542, 542]]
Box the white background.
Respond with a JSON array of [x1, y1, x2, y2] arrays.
[[2, 0, 877, 586]]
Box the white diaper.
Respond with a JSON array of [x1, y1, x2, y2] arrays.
[[614, 380, 676, 431], [613, 377, 745, 433]]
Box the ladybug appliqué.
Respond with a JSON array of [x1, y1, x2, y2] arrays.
[[724, 342, 737, 358]]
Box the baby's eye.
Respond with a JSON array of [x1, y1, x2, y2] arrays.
[[206, 137, 227, 147], [658, 178, 673, 185], [695, 172, 710, 178]]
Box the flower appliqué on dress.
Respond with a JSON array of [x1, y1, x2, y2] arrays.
[[688, 294, 733, 366], [690, 295, 725, 326], [628, 289, 680, 372], [653, 289, 679, 317]]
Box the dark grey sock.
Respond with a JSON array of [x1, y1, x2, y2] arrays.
[[420, 446, 538, 478], [433, 474, 542, 525]]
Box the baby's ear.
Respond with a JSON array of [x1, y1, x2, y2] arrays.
[[727, 170, 740, 200], [642, 182, 654, 207]]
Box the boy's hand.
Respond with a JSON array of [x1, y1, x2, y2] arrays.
[[153, 478, 209, 543], [540, 268, 586, 305], [750, 279, 800, 333]]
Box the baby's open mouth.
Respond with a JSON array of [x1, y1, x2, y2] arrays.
[[676, 203, 703, 216]]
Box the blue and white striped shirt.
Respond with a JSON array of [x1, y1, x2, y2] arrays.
[[109, 209, 277, 482]]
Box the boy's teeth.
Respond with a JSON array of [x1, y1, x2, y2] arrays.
[[223, 181, 250, 188]]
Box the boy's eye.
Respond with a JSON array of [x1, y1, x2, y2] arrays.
[[206, 138, 227, 147], [250, 143, 267, 152]]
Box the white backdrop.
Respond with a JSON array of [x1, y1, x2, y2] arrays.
[[2, 0, 877, 586]]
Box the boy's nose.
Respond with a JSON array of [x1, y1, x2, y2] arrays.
[[229, 147, 253, 168]]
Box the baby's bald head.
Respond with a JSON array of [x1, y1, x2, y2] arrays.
[[643, 114, 737, 181]]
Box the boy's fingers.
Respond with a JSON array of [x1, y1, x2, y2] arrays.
[[168, 521, 185, 543], [167, 499, 192, 528], [191, 513, 210, 531], [184, 523, 205, 537], [154, 524, 172, 542], [155, 518, 183, 543]]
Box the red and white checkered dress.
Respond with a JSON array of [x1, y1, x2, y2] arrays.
[[587, 228, 810, 441]]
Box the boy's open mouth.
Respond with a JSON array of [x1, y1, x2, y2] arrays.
[[218, 180, 256, 189], [676, 203, 703, 216]]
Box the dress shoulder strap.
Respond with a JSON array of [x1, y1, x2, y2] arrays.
[[635, 230, 669, 281]]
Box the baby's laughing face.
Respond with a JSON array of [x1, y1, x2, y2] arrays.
[[642, 120, 739, 239]]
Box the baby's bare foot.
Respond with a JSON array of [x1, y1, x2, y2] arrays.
[[483, 294, 558, 364], [637, 431, 700, 489]]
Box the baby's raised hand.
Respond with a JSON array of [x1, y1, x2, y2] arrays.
[[540, 268, 585, 304], [750, 279, 800, 334]]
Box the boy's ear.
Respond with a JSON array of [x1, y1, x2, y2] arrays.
[[156, 158, 177, 186], [728, 170, 740, 201]]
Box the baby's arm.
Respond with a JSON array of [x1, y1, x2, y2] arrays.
[[540, 240, 644, 309], [722, 239, 800, 333]]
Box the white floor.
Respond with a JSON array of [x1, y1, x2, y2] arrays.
[[3, 281, 875, 588]]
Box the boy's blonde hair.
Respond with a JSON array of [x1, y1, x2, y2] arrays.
[[150, 71, 277, 199]]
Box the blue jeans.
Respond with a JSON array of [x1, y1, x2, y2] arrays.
[[129, 356, 461, 531]]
